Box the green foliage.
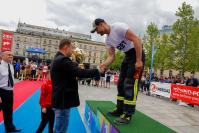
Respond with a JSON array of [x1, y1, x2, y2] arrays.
[[154, 34, 175, 75], [187, 21, 199, 72], [171, 2, 199, 76], [144, 22, 159, 69], [103, 50, 124, 71], [144, 2, 199, 75], [109, 51, 124, 70]]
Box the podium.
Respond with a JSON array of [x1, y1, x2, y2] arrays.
[[84, 100, 176, 133]]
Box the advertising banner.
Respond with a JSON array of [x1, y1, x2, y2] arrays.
[[150, 82, 171, 98], [1, 31, 13, 51], [171, 84, 199, 105]]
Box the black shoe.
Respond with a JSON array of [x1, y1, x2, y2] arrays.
[[114, 113, 132, 125], [107, 108, 123, 116], [7, 128, 21, 133]]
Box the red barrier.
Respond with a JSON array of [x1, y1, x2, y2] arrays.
[[171, 84, 199, 106]]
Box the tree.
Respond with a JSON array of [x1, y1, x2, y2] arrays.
[[187, 20, 199, 73], [154, 34, 174, 76], [103, 50, 124, 71], [171, 2, 198, 77], [109, 51, 124, 70], [144, 22, 159, 72]]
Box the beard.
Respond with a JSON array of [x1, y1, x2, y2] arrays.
[[100, 32, 105, 36]]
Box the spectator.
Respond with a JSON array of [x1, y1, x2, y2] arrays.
[[42, 62, 48, 81], [15, 60, 21, 79], [31, 62, 37, 80], [143, 75, 150, 95], [19, 62, 26, 80], [100, 72, 106, 88], [186, 73, 198, 87], [37, 63, 43, 81], [140, 75, 146, 92], [105, 70, 111, 88]]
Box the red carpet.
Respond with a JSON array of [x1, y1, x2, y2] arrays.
[[0, 81, 42, 122]]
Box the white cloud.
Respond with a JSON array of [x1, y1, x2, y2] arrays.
[[0, 0, 198, 41]]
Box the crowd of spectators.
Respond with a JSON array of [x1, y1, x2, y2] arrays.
[[12, 59, 50, 81]]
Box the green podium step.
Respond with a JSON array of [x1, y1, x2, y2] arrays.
[[85, 100, 176, 133]]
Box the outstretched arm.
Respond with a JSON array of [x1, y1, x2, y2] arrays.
[[125, 29, 143, 69], [99, 47, 115, 72]]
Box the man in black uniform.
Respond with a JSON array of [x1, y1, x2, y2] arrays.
[[91, 18, 145, 124]]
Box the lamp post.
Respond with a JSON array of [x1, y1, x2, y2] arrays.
[[149, 41, 155, 82]]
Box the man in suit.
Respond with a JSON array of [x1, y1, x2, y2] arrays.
[[0, 51, 21, 132], [50, 38, 100, 133]]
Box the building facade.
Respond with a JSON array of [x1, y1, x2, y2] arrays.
[[0, 22, 106, 67], [158, 25, 173, 36]]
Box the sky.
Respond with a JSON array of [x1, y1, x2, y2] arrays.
[[0, 0, 198, 41]]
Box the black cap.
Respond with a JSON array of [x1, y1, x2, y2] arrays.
[[90, 18, 105, 33]]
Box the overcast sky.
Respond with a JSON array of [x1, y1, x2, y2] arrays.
[[0, 0, 198, 41]]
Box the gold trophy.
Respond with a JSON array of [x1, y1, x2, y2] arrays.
[[71, 47, 85, 69]]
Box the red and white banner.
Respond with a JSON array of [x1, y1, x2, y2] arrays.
[[1, 31, 13, 51], [171, 84, 199, 105], [150, 82, 171, 98]]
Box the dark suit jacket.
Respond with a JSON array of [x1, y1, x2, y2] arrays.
[[50, 51, 99, 109]]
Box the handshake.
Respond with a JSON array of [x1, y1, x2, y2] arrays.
[[97, 63, 107, 74], [92, 64, 107, 80]]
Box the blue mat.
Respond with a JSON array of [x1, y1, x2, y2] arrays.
[[0, 90, 86, 133]]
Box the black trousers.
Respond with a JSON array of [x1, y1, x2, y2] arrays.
[[36, 108, 55, 133], [117, 48, 145, 115], [0, 88, 15, 132]]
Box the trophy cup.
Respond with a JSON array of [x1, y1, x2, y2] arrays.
[[71, 47, 85, 69]]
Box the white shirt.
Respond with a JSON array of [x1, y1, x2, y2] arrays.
[[105, 22, 134, 52], [31, 64, 37, 70], [43, 65, 48, 73], [0, 60, 14, 90]]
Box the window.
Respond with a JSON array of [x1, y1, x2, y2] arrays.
[[44, 39, 46, 44], [89, 51, 91, 56], [79, 44, 82, 48], [16, 44, 19, 49], [93, 59, 95, 63], [15, 51, 18, 55], [100, 51, 105, 58], [88, 58, 90, 63]]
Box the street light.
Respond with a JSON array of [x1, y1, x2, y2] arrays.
[[149, 41, 156, 82]]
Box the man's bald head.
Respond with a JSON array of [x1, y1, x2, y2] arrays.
[[2, 50, 13, 63]]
